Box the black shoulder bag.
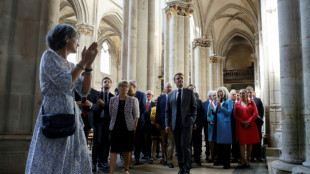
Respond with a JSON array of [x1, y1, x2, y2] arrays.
[[41, 105, 76, 139]]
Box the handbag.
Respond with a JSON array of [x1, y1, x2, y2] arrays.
[[41, 105, 76, 139]]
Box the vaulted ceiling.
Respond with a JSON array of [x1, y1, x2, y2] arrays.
[[192, 0, 259, 56]]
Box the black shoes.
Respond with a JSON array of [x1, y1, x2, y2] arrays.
[[167, 163, 174, 168], [92, 163, 97, 172], [98, 162, 109, 169]]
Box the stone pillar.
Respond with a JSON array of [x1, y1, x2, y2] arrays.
[[127, 0, 138, 80], [184, 16, 190, 86], [210, 56, 219, 89], [219, 57, 224, 87], [192, 37, 211, 101], [271, 0, 303, 173], [164, 0, 193, 84], [136, 0, 148, 90], [164, 11, 170, 83], [0, 0, 60, 173], [147, 0, 155, 90], [294, 0, 310, 173], [121, 0, 129, 80]]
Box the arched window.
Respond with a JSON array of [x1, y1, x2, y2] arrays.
[[100, 42, 111, 74]]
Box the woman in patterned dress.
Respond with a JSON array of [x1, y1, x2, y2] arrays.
[[25, 24, 98, 174]]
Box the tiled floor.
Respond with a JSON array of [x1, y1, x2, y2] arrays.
[[92, 154, 269, 174]]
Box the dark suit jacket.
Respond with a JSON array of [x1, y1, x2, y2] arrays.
[[144, 101, 156, 129], [75, 88, 99, 128], [135, 90, 146, 129], [97, 91, 115, 121], [253, 97, 264, 126], [165, 88, 197, 131], [156, 94, 167, 129], [202, 100, 210, 123], [195, 98, 204, 129]]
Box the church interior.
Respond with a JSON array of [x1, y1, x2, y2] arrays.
[[1, 0, 310, 173]]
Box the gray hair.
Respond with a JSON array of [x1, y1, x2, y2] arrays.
[[117, 80, 129, 89], [207, 90, 214, 98]]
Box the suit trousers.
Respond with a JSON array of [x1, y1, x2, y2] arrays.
[[173, 125, 193, 173], [92, 118, 110, 163], [192, 127, 202, 162], [251, 124, 262, 159], [161, 129, 175, 163], [203, 122, 210, 157]]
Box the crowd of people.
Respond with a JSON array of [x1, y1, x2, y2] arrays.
[[25, 24, 265, 174]]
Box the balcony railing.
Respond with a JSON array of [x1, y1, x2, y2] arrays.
[[224, 69, 254, 81]]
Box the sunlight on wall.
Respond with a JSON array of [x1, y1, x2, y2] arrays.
[[100, 42, 111, 74]]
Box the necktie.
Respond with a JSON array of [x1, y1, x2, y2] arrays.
[[146, 102, 150, 111], [105, 92, 108, 103], [82, 96, 87, 117], [177, 89, 181, 119]]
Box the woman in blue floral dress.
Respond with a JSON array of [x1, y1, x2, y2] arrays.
[[25, 24, 98, 174]]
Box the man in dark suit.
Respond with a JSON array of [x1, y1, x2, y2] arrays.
[[202, 91, 213, 161], [156, 83, 175, 168], [75, 87, 99, 141], [188, 85, 203, 167], [246, 86, 264, 162], [142, 90, 156, 160], [129, 80, 147, 165], [91, 77, 114, 171], [166, 73, 197, 174], [230, 89, 240, 163]]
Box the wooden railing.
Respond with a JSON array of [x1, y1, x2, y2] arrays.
[[224, 69, 254, 81]]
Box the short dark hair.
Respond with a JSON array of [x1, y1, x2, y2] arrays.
[[46, 24, 78, 51], [174, 72, 184, 80], [187, 84, 196, 88], [102, 77, 112, 84]]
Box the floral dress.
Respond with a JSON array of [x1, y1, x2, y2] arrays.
[[25, 49, 91, 174]]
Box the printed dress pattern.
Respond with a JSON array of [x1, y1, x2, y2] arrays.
[[25, 49, 91, 174]]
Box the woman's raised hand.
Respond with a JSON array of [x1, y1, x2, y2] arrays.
[[81, 42, 98, 67]]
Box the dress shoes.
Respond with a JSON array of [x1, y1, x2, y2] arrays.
[[256, 158, 263, 162], [196, 162, 201, 167], [167, 163, 174, 168], [178, 170, 184, 174], [92, 163, 97, 172], [98, 162, 109, 169]]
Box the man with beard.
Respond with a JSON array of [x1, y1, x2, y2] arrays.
[[92, 77, 114, 171]]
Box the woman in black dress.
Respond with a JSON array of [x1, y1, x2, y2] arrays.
[[109, 80, 139, 174]]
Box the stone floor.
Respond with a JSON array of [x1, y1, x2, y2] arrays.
[[91, 154, 269, 174]]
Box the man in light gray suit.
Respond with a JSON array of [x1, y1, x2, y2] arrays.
[[165, 73, 197, 174]]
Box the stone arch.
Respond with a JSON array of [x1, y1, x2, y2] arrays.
[[205, 3, 257, 36], [217, 29, 255, 57], [99, 10, 123, 37], [67, 0, 89, 24]]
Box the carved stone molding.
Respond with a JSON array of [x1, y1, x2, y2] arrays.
[[76, 23, 94, 36], [165, 0, 194, 16], [209, 56, 224, 63], [192, 37, 211, 48]]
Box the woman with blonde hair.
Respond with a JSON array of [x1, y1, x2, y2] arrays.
[[214, 86, 233, 169], [109, 80, 139, 174]]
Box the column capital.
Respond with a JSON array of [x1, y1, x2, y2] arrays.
[[192, 37, 211, 48], [165, 0, 194, 16], [209, 56, 225, 63], [76, 23, 94, 36]]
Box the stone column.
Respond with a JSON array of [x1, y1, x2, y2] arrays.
[[136, 0, 148, 90], [164, 0, 193, 84], [0, 0, 60, 173], [184, 16, 190, 87], [164, 11, 170, 83], [210, 56, 219, 89], [121, 0, 129, 80], [295, 0, 310, 173], [127, 0, 138, 80], [147, 0, 155, 90], [271, 0, 303, 173], [192, 37, 211, 101]]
